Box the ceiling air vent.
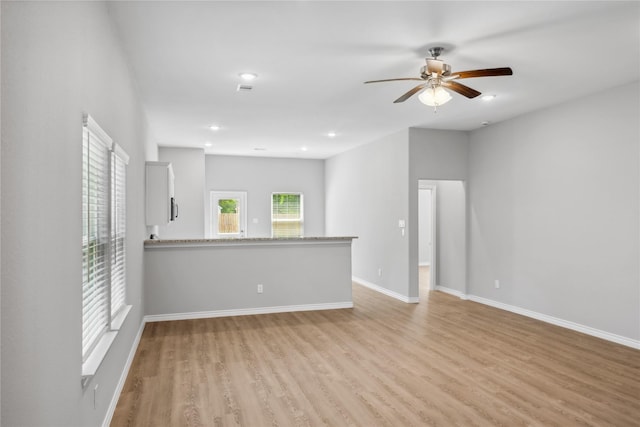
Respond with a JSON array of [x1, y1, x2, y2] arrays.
[[237, 84, 253, 92]]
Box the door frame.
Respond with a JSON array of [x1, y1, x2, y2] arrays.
[[419, 183, 437, 293], [210, 191, 247, 238]]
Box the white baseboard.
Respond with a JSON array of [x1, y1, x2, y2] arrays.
[[434, 285, 468, 300], [353, 277, 419, 303], [467, 295, 640, 350], [377, 279, 639, 350], [144, 301, 354, 323], [102, 319, 146, 427]]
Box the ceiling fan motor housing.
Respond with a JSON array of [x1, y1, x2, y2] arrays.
[[422, 59, 451, 78], [428, 46, 444, 58]]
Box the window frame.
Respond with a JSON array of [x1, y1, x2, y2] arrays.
[[271, 192, 304, 238], [81, 114, 131, 388]]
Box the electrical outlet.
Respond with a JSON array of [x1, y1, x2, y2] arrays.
[[494, 280, 500, 289], [257, 284, 263, 293]]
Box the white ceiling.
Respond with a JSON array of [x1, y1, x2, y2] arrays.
[[107, 1, 640, 159]]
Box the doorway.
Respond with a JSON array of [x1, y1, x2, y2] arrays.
[[210, 191, 247, 238], [419, 185, 436, 297], [417, 180, 467, 300]]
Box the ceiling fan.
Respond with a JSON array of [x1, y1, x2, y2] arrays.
[[364, 47, 513, 108]]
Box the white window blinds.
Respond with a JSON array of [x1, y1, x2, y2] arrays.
[[271, 193, 304, 237], [82, 115, 128, 361], [82, 116, 112, 359], [110, 145, 129, 318]]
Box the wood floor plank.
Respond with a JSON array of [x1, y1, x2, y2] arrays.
[[111, 277, 640, 427]]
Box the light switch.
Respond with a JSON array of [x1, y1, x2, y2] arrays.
[[398, 219, 405, 228]]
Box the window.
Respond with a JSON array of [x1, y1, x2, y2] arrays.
[[271, 193, 303, 237], [110, 144, 128, 318], [82, 115, 129, 384]]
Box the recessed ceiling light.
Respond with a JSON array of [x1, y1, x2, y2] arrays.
[[253, 147, 266, 151], [238, 72, 258, 81], [327, 132, 337, 138], [481, 121, 491, 126], [481, 95, 496, 101], [204, 142, 213, 147], [209, 124, 220, 131], [301, 146, 308, 152]]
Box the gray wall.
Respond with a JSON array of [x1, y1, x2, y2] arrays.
[[145, 241, 353, 316], [408, 129, 469, 299], [326, 130, 410, 297], [468, 81, 640, 340], [205, 155, 325, 238], [1, 2, 151, 426], [418, 188, 432, 266], [434, 180, 466, 293], [158, 147, 205, 239]]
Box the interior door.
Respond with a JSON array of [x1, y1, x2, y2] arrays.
[[210, 191, 247, 238]]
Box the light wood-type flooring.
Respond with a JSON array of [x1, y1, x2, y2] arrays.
[[112, 270, 639, 426]]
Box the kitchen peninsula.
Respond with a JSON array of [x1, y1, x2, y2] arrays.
[[144, 236, 356, 321]]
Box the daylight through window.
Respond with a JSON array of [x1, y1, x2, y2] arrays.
[[271, 193, 303, 237], [82, 115, 129, 363]]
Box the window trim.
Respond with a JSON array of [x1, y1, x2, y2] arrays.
[[81, 114, 131, 388], [271, 192, 304, 238]]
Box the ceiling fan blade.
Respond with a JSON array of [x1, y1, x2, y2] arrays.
[[364, 77, 424, 84], [393, 84, 426, 103], [441, 81, 481, 99], [451, 67, 513, 79]]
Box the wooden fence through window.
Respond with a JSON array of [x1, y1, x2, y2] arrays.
[[218, 213, 239, 233]]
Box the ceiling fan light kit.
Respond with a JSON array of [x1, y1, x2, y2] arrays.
[[418, 85, 452, 108], [364, 46, 512, 111]]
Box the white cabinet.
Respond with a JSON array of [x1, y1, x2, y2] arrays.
[[145, 161, 176, 226]]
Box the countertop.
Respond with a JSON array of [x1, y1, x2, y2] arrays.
[[144, 236, 357, 248]]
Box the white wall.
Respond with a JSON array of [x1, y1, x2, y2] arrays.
[[1, 2, 151, 425], [326, 130, 411, 299], [158, 147, 205, 239], [205, 155, 325, 238], [468, 81, 640, 341]]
